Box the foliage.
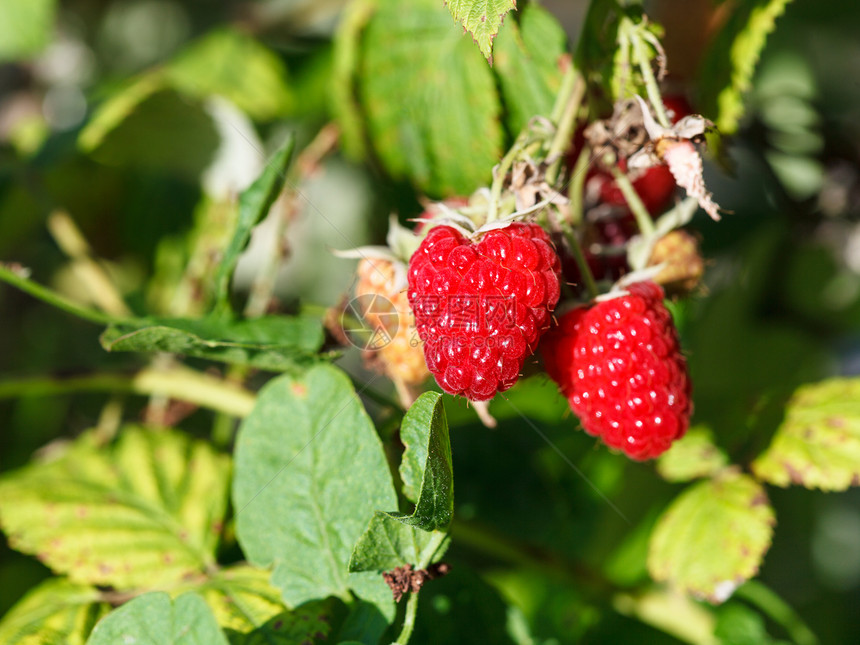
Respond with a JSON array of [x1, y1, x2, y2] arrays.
[[0, 0, 856, 643]]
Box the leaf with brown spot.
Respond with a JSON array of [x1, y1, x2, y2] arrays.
[[753, 378, 860, 491], [0, 426, 230, 589]]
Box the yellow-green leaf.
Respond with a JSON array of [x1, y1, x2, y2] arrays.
[[657, 426, 730, 483], [0, 426, 230, 589], [0, 578, 108, 645], [446, 0, 516, 62], [752, 378, 860, 491], [648, 471, 775, 604]]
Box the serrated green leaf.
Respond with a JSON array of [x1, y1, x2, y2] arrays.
[[699, 0, 795, 134], [387, 392, 453, 532], [0, 578, 108, 645], [0, 426, 230, 589], [752, 378, 860, 491], [648, 471, 775, 604], [447, 0, 516, 62], [348, 512, 442, 573], [492, 4, 566, 134], [100, 314, 324, 372], [165, 29, 292, 120], [657, 426, 730, 483], [214, 135, 295, 311], [196, 565, 332, 645], [0, 0, 56, 61], [86, 592, 228, 645], [358, 0, 503, 195], [233, 365, 396, 618]]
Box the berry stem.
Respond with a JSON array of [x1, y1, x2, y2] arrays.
[[487, 131, 528, 224], [609, 164, 657, 238], [546, 72, 585, 186], [560, 220, 599, 299], [631, 29, 671, 128], [568, 143, 592, 227]]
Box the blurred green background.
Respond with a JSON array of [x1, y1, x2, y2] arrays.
[[1, 0, 860, 642]]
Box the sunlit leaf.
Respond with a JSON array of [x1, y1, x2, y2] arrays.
[[86, 592, 228, 645], [493, 4, 567, 134], [166, 29, 292, 120], [0, 0, 56, 61], [648, 471, 775, 604], [0, 579, 108, 645], [0, 427, 230, 589], [752, 378, 860, 491], [357, 0, 503, 195], [657, 426, 729, 483], [349, 512, 442, 573], [446, 0, 517, 62], [233, 365, 396, 619], [614, 588, 718, 645], [699, 0, 796, 134]]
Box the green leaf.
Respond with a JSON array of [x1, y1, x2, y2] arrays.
[[0, 426, 230, 589], [348, 512, 442, 573], [86, 592, 228, 645], [233, 365, 397, 615], [165, 29, 292, 120], [752, 378, 860, 491], [196, 565, 332, 645], [101, 314, 324, 372], [492, 4, 567, 134], [387, 392, 453, 532], [0, 0, 56, 61], [213, 135, 295, 311], [714, 603, 790, 645], [648, 471, 775, 604], [698, 0, 795, 134], [357, 0, 503, 195], [0, 578, 108, 645], [446, 0, 516, 62], [80, 85, 220, 177], [613, 588, 718, 645], [656, 426, 730, 483]]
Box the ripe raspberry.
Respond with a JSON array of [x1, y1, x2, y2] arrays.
[[355, 258, 429, 386], [542, 281, 691, 460], [408, 223, 561, 401]]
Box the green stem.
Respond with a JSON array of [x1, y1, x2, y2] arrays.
[[568, 143, 592, 227], [735, 581, 819, 645], [609, 164, 656, 237], [0, 367, 257, 418], [546, 74, 585, 186], [561, 224, 599, 299], [394, 591, 420, 645], [631, 31, 670, 128], [0, 264, 136, 326], [487, 132, 529, 224]]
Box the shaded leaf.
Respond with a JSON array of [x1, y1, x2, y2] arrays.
[[0, 0, 56, 61], [100, 314, 324, 372], [0, 426, 230, 589], [214, 135, 295, 311], [196, 565, 331, 645], [493, 4, 567, 134], [657, 426, 729, 483], [714, 602, 790, 645], [648, 471, 775, 604], [86, 592, 228, 645], [233, 365, 396, 617], [166, 29, 292, 120], [698, 0, 795, 134], [80, 86, 220, 177], [752, 378, 860, 491], [446, 0, 516, 62], [0, 578, 108, 645], [387, 392, 453, 531], [358, 0, 503, 195]]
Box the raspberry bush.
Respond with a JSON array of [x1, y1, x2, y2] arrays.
[[0, 0, 857, 643]]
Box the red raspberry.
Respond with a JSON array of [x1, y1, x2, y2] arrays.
[[407, 223, 561, 401], [542, 281, 691, 460]]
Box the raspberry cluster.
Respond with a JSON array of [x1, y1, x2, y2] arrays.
[[407, 223, 561, 401], [541, 281, 692, 460]]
